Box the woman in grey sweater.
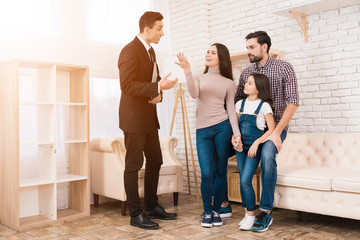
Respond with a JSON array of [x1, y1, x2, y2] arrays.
[[176, 43, 241, 228]]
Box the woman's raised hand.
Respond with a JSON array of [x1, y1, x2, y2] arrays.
[[175, 52, 191, 73]]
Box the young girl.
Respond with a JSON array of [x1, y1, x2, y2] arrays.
[[176, 43, 241, 228], [232, 73, 275, 231]]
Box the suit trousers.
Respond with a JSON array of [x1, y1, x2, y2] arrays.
[[123, 128, 163, 217]]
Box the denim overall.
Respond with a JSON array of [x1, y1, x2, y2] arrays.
[[239, 98, 264, 150], [236, 98, 264, 211]]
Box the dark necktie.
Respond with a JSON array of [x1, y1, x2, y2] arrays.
[[148, 47, 157, 83], [148, 47, 156, 63]]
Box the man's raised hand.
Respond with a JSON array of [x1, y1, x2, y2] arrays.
[[159, 73, 178, 90]]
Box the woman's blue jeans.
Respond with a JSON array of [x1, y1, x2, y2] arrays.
[[196, 119, 232, 213]]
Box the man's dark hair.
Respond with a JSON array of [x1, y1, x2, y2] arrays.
[[139, 11, 163, 33], [204, 43, 233, 80], [245, 31, 272, 53]]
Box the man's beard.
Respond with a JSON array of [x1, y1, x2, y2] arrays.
[[249, 54, 263, 63]]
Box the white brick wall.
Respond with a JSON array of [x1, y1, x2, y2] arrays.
[[168, 0, 360, 195]]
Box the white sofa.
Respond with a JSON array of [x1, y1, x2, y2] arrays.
[[90, 135, 183, 215], [273, 133, 360, 220]]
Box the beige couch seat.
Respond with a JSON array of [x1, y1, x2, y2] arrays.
[[332, 172, 360, 194], [277, 167, 344, 191]]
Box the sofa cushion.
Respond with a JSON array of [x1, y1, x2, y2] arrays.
[[277, 167, 347, 191], [332, 172, 360, 194]]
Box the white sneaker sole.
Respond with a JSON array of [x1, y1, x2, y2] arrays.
[[219, 212, 232, 218], [201, 223, 213, 228], [240, 226, 252, 231], [213, 221, 223, 226]]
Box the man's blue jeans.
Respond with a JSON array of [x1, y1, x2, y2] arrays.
[[259, 129, 287, 212], [196, 119, 232, 213]]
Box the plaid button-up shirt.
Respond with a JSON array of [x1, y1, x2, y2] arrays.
[[235, 57, 299, 130]]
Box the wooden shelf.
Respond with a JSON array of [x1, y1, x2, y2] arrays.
[[273, 0, 359, 18], [0, 59, 90, 231], [0, 59, 88, 71], [20, 141, 56, 145], [20, 140, 87, 145], [20, 178, 55, 188], [19, 101, 55, 105], [231, 49, 283, 71], [231, 49, 283, 61], [57, 174, 87, 183], [273, 0, 360, 42], [19, 215, 54, 231]]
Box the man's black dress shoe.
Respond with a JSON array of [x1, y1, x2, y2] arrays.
[[145, 205, 177, 220], [130, 212, 159, 229]]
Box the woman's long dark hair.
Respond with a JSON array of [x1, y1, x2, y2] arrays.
[[251, 73, 274, 112], [203, 43, 233, 80]]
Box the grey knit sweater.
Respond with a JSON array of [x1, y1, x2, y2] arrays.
[[185, 67, 240, 137]]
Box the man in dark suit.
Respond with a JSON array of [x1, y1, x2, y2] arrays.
[[118, 11, 178, 230]]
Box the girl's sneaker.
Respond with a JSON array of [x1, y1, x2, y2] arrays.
[[239, 215, 255, 231], [201, 213, 213, 228], [212, 211, 223, 226], [239, 214, 248, 227]]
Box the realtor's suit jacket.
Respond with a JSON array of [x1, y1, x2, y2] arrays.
[[118, 37, 161, 134]]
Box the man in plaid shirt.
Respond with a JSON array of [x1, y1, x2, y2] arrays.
[[234, 31, 299, 232]]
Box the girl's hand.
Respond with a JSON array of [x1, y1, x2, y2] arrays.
[[232, 135, 243, 152], [248, 141, 259, 158], [175, 52, 191, 73]]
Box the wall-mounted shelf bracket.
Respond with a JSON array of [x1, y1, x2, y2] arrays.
[[273, 0, 360, 43], [289, 11, 308, 42]]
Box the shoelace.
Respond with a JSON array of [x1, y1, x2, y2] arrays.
[[204, 214, 212, 219]]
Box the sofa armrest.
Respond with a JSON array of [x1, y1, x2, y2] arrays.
[[159, 136, 182, 167], [90, 137, 125, 168], [90, 137, 119, 153], [90, 136, 181, 168]]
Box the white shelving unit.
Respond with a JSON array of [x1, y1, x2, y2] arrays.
[[0, 59, 90, 230]]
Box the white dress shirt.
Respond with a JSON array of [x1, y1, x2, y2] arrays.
[[136, 35, 160, 94]]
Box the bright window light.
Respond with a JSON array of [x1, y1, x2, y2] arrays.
[[90, 77, 123, 138], [87, 0, 150, 43], [0, 0, 61, 36]]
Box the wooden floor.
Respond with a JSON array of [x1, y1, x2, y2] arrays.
[[1, 193, 359, 239]]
